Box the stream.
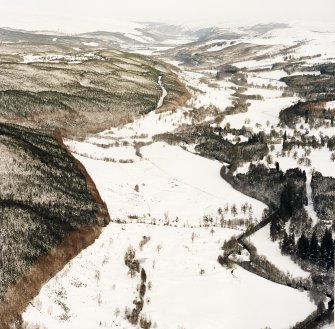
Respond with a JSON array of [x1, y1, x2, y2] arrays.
[[157, 75, 168, 108]]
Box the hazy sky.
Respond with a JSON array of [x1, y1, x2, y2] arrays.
[[0, 0, 334, 32]]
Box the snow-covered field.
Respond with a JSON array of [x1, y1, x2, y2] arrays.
[[23, 223, 315, 329], [221, 93, 298, 133], [66, 141, 266, 226], [181, 70, 234, 111], [82, 41, 99, 47], [22, 25, 335, 327], [29, 117, 317, 329]]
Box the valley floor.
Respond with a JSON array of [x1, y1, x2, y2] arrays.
[[23, 223, 315, 329], [23, 66, 319, 329]]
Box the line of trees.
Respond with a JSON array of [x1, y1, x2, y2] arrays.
[[281, 228, 334, 270]]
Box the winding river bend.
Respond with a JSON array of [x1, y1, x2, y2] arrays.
[[157, 75, 168, 108]]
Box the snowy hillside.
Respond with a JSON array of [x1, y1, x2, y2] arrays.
[[1, 0, 335, 327], [21, 24, 335, 326]]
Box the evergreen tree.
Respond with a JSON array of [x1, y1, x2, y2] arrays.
[[281, 232, 290, 255], [270, 218, 278, 241], [281, 231, 295, 255], [279, 184, 294, 218], [309, 230, 319, 263], [287, 232, 295, 255], [317, 301, 326, 316], [270, 216, 285, 241], [297, 233, 309, 260], [320, 228, 334, 269], [281, 232, 295, 255]]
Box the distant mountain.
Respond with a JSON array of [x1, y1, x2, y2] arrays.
[[0, 22, 298, 54]]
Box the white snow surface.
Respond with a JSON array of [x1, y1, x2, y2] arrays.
[[66, 141, 266, 225], [289, 71, 321, 77], [23, 222, 315, 329], [247, 74, 287, 88], [326, 100, 335, 110], [98, 107, 191, 142], [251, 224, 310, 278], [221, 94, 298, 133], [82, 41, 99, 47], [182, 70, 234, 111]]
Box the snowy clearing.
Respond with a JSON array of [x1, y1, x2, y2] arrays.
[[221, 95, 299, 133], [67, 141, 266, 226], [82, 42, 99, 47], [23, 222, 315, 329], [182, 70, 234, 111], [251, 224, 310, 278], [326, 100, 335, 110]]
